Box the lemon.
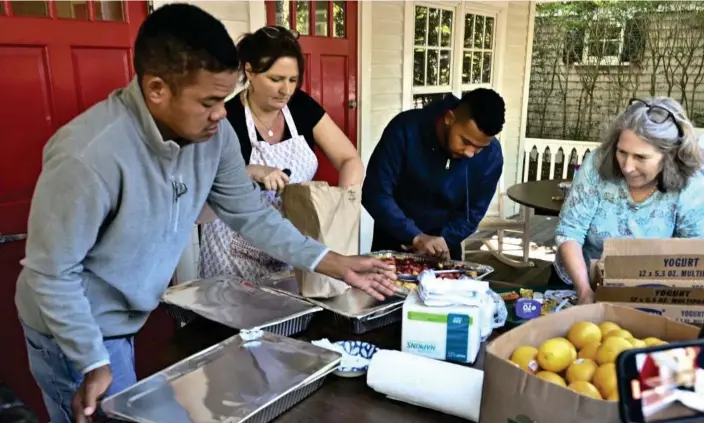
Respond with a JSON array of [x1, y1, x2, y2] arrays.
[[552, 337, 578, 361], [578, 342, 601, 361], [537, 338, 575, 373], [568, 321, 603, 350], [599, 322, 621, 337], [593, 363, 618, 398], [604, 329, 633, 340], [595, 337, 632, 365], [510, 346, 540, 374], [568, 380, 602, 399], [643, 337, 667, 346], [566, 358, 598, 383], [607, 390, 619, 401], [629, 338, 646, 348], [536, 371, 567, 387]]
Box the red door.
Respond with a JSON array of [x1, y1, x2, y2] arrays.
[[0, 1, 150, 419], [266, 0, 358, 186]]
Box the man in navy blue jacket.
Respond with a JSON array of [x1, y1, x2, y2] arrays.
[[362, 88, 505, 261]]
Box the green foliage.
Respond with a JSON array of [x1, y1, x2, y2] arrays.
[[528, 1, 704, 140]]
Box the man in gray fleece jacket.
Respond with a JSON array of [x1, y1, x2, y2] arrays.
[[15, 4, 396, 423]]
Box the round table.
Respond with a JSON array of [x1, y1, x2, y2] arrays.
[[506, 179, 566, 217]]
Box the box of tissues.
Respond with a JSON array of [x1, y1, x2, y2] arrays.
[[401, 289, 484, 364]]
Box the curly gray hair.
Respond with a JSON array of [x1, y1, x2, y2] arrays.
[[596, 96, 703, 192]]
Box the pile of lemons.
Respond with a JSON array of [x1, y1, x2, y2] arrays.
[[508, 321, 668, 401]]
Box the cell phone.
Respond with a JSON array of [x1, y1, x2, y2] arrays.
[[616, 339, 704, 423]]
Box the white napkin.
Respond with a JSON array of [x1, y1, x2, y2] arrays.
[[417, 271, 489, 307], [366, 349, 484, 421]]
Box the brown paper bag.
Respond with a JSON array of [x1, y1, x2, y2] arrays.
[[480, 303, 700, 423], [281, 181, 361, 298]]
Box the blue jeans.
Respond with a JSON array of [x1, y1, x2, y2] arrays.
[[22, 323, 136, 423]]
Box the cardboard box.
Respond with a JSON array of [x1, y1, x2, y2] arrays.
[[596, 239, 704, 324], [601, 238, 704, 281], [479, 303, 700, 423]]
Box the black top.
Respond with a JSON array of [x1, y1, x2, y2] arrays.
[[225, 90, 326, 164]]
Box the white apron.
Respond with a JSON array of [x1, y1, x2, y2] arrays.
[[199, 94, 318, 282]]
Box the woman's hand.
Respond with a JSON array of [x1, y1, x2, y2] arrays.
[[248, 164, 290, 194], [576, 286, 596, 305]]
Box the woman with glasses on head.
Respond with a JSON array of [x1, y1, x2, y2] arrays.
[[552, 97, 704, 304], [198, 26, 364, 282]]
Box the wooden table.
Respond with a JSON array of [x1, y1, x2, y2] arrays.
[[155, 313, 488, 423], [506, 179, 566, 217]]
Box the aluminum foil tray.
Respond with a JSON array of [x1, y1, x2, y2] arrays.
[[366, 250, 494, 281], [259, 271, 405, 334], [102, 331, 341, 423], [245, 376, 326, 423], [161, 277, 322, 337], [328, 307, 403, 335]]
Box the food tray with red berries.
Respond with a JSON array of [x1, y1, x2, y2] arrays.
[[366, 250, 494, 283]]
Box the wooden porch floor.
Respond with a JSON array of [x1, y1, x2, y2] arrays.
[[463, 215, 558, 286]]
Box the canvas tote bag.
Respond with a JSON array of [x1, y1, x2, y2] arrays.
[[281, 181, 361, 298]]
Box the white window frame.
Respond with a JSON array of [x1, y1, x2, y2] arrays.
[[582, 21, 625, 66], [402, 1, 507, 110], [411, 3, 457, 95]]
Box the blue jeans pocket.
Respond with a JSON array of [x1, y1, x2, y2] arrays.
[[23, 325, 79, 423]]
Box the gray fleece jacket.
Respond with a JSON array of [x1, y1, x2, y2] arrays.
[[15, 78, 328, 374]]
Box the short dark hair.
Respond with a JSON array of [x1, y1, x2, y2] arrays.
[[133, 3, 239, 90], [236, 26, 305, 86], [457, 88, 506, 136]]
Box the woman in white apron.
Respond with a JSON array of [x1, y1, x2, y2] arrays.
[[199, 26, 363, 283]]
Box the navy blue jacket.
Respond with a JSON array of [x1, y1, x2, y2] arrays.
[[362, 95, 503, 254]]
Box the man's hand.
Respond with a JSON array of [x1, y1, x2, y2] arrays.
[[405, 234, 450, 261], [72, 364, 112, 423], [315, 253, 399, 300]]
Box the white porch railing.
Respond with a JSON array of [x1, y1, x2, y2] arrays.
[[523, 128, 704, 182], [522, 138, 598, 182]]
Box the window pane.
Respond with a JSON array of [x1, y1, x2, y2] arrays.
[[275, 1, 290, 29], [314, 1, 328, 36], [56, 1, 88, 19], [413, 49, 426, 86], [605, 26, 621, 40], [333, 1, 345, 38], [482, 52, 492, 83], [471, 53, 481, 83], [439, 50, 451, 85], [428, 8, 440, 47], [604, 40, 620, 56], [462, 52, 472, 84], [413, 92, 451, 109], [474, 15, 484, 48], [296, 1, 310, 35], [427, 49, 439, 86], [464, 14, 474, 48], [10, 1, 48, 17], [587, 40, 603, 57], [415, 6, 427, 45], [440, 10, 453, 48], [484, 17, 494, 49], [94, 1, 124, 21]]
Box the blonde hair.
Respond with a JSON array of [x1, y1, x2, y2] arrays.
[[596, 97, 703, 192]]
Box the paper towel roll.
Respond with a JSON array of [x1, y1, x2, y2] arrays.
[[366, 350, 483, 421]]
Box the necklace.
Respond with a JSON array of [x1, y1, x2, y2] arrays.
[[629, 184, 658, 203], [246, 94, 279, 138]]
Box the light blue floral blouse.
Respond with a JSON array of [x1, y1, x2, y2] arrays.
[[554, 147, 704, 284]]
